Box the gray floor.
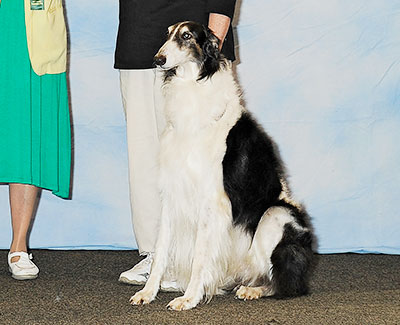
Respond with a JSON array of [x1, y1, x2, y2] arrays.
[[0, 250, 399, 325]]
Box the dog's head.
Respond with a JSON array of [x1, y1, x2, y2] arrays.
[[154, 21, 225, 80]]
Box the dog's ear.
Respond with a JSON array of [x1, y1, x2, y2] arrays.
[[198, 27, 222, 80]]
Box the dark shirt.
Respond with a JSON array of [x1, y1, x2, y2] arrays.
[[114, 0, 236, 69]]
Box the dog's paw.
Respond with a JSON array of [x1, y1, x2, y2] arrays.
[[129, 289, 155, 306], [167, 296, 197, 311], [235, 285, 263, 301]]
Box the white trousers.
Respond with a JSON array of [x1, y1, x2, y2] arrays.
[[119, 69, 166, 255]]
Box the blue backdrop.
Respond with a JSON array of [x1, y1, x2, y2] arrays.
[[1, 0, 399, 254]]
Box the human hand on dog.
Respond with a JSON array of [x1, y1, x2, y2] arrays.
[[208, 13, 230, 50]]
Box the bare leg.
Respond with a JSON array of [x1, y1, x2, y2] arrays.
[[9, 184, 39, 263]]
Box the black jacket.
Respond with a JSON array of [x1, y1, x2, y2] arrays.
[[114, 0, 236, 69]]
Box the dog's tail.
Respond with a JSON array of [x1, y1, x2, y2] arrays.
[[270, 223, 315, 298]]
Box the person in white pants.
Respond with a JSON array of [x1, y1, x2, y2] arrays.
[[115, 0, 237, 289], [118, 68, 169, 287]]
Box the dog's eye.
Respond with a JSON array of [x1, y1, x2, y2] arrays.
[[182, 32, 192, 40]]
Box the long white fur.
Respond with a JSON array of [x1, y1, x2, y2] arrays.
[[129, 22, 307, 311]]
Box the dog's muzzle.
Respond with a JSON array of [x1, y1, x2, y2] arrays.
[[154, 54, 167, 67]]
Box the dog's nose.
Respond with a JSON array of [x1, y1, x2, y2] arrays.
[[154, 55, 166, 67]]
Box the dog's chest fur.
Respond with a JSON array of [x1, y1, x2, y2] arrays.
[[160, 68, 243, 188]]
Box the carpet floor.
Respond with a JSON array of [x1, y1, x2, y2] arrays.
[[0, 250, 399, 325]]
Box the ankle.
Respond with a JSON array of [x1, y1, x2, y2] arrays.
[[10, 242, 28, 253]]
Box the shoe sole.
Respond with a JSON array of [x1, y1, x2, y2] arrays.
[[9, 268, 38, 281], [119, 276, 146, 285], [118, 276, 179, 291], [160, 286, 180, 293], [11, 274, 38, 280]]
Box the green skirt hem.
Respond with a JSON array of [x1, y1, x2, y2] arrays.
[[0, 177, 70, 199]]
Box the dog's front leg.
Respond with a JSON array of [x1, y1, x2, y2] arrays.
[[166, 240, 207, 310], [130, 202, 171, 305], [167, 207, 221, 311]]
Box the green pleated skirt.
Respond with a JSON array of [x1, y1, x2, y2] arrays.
[[0, 0, 71, 198]]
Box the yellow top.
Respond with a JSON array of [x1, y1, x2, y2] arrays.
[[23, 0, 67, 76]]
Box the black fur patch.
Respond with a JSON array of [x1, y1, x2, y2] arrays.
[[163, 67, 177, 83], [270, 223, 315, 298], [198, 28, 225, 80], [222, 112, 285, 235]]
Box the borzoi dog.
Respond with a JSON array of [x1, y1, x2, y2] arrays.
[[130, 21, 315, 311]]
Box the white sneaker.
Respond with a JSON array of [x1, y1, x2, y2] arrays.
[[119, 254, 153, 285], [160, 279, 179, 292], [8, 251, 39, 280]]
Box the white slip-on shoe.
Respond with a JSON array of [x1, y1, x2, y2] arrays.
[[8, 251, 39, 280], [119, 253, 153, 285], [160, 280, 180, 292]]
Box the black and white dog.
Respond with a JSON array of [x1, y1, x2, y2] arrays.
[[130, 21, 316, 311]]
